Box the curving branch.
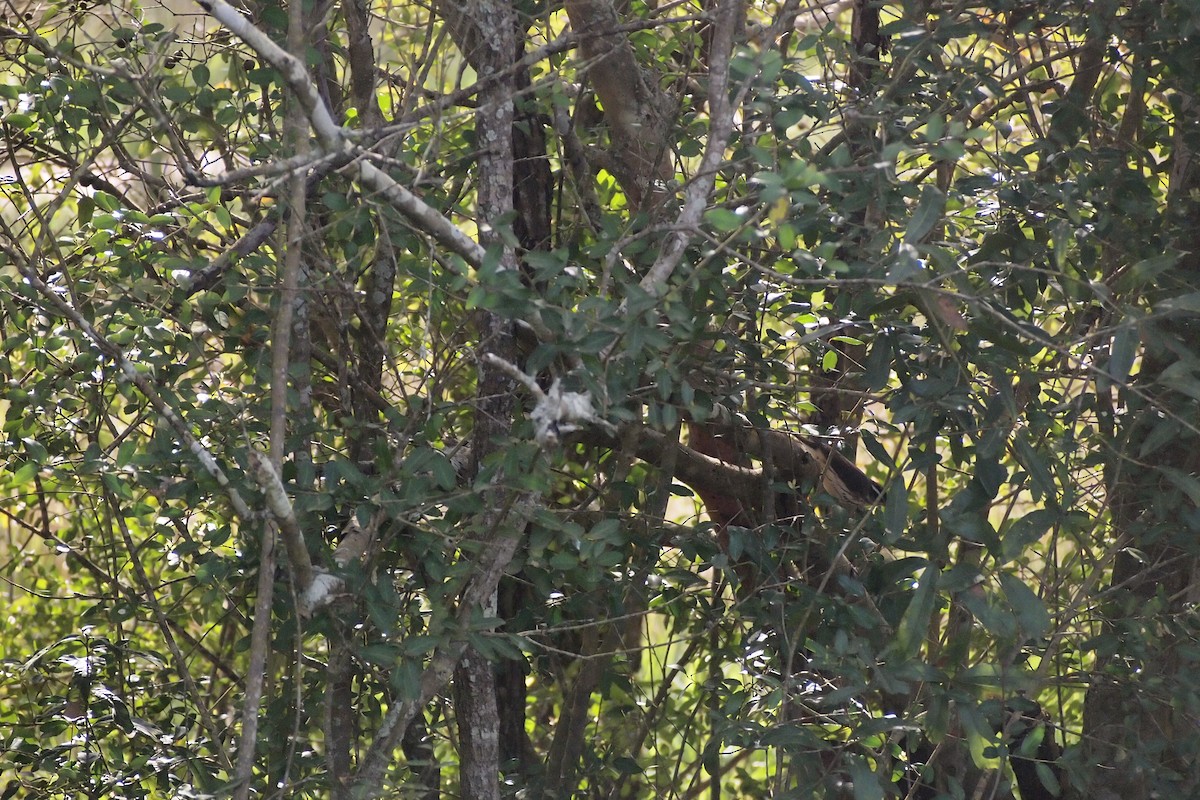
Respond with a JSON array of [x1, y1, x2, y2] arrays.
[[562, 0, 674, 210], [637, 0, 742, 297], [587, 418, 880, 514], [196, 0, 487, 270]]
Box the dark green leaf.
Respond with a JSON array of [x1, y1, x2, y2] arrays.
[[905, 186, 946, 244], [998, 573, 1050, 640], [891, 563, 938, 661]]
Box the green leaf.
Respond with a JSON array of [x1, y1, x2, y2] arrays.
[[399, 635, 439, 657], [891, 563, 939, 661], [357, 643, 401, 665], [93, 191, 122, 212], [960, 588, 1016, 641], [4, 113, 33, 130], [1002, 509, 1056, 562], [974, 457, 1006, 499], [1138, 416, 1181, 458], [1118, 253, 1178, 291], [949, 512, 997, 547], [1159, 466, 1200, 505], [1013, 438, 1056, 502], [1157, 291, 1200, 314], [612, 756, 643, 775], [704, 208, 745, 233], [1036, 761, 1062, 796], [1017, 721, 1046, 757], [905, 186, 945, 244], [884, 479, 908, 540], [863, 337, 892, 390], [588, 518, 622, 544], [1106, 326, 1139, 386], [998, 573, 1050, 640], [860, 430, 895, 470], [391, 660, 422, 701], [959, 703, 1000, 768], [847, 756, 884, 800], [1157, 361, 1200, 402]]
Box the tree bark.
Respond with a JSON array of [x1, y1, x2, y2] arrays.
[[454, 649, 502, 800], [562, 0, 674, 211], [438, 1, 522, 798], [1069, 75, 1200, 800]]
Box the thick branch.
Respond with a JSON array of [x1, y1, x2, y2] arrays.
[[594, 420, 880, 513], [438, 2, 520, 795], [563, 0, 674, 209], [343, 0, 383, 125]]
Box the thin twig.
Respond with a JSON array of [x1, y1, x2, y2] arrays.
[[107, 490, 234, 771], [3, 242, 255, 523]]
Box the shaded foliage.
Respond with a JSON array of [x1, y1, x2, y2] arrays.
[[2, 0, 1200, 798]]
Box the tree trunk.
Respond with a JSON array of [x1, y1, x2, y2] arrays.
[[1069, 86, 1200, 800], [454, 649, 502, 800], [438, 0, 522, 797]]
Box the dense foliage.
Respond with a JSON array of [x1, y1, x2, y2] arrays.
[[3, 0, 1200, 797]]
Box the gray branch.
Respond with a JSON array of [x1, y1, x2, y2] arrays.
[[195, 0, 487, 270]]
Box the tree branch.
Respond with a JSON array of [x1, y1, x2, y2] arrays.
[[232, 39, 315, 792], [563, 0, 674, 210], [248, 449, 316, 593], [587, 418, 880, 512], [195, 0, 487, 270], [4, 242, 256, 524], [637, 0, 741, 297]]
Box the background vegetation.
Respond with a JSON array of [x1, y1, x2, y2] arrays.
[[2, 0, 1199, 797]]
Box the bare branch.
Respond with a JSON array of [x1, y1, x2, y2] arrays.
[[194, 0, 487, 269], [248, 449, 316, 593], [5, 243, 255, 524], [356, 161, 486, 265], [637, 0, 742, 297], [233, 34, 315, 792], [176, 218, 279, 298]]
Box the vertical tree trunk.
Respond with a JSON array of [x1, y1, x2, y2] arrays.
[[454, 648, 502, 800], [1070, 89, 1200, 800], [812, 0, 880, 447], [439, 1, 521, 798]]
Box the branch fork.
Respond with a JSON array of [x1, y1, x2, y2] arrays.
[[482, 354, 615, 447]]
